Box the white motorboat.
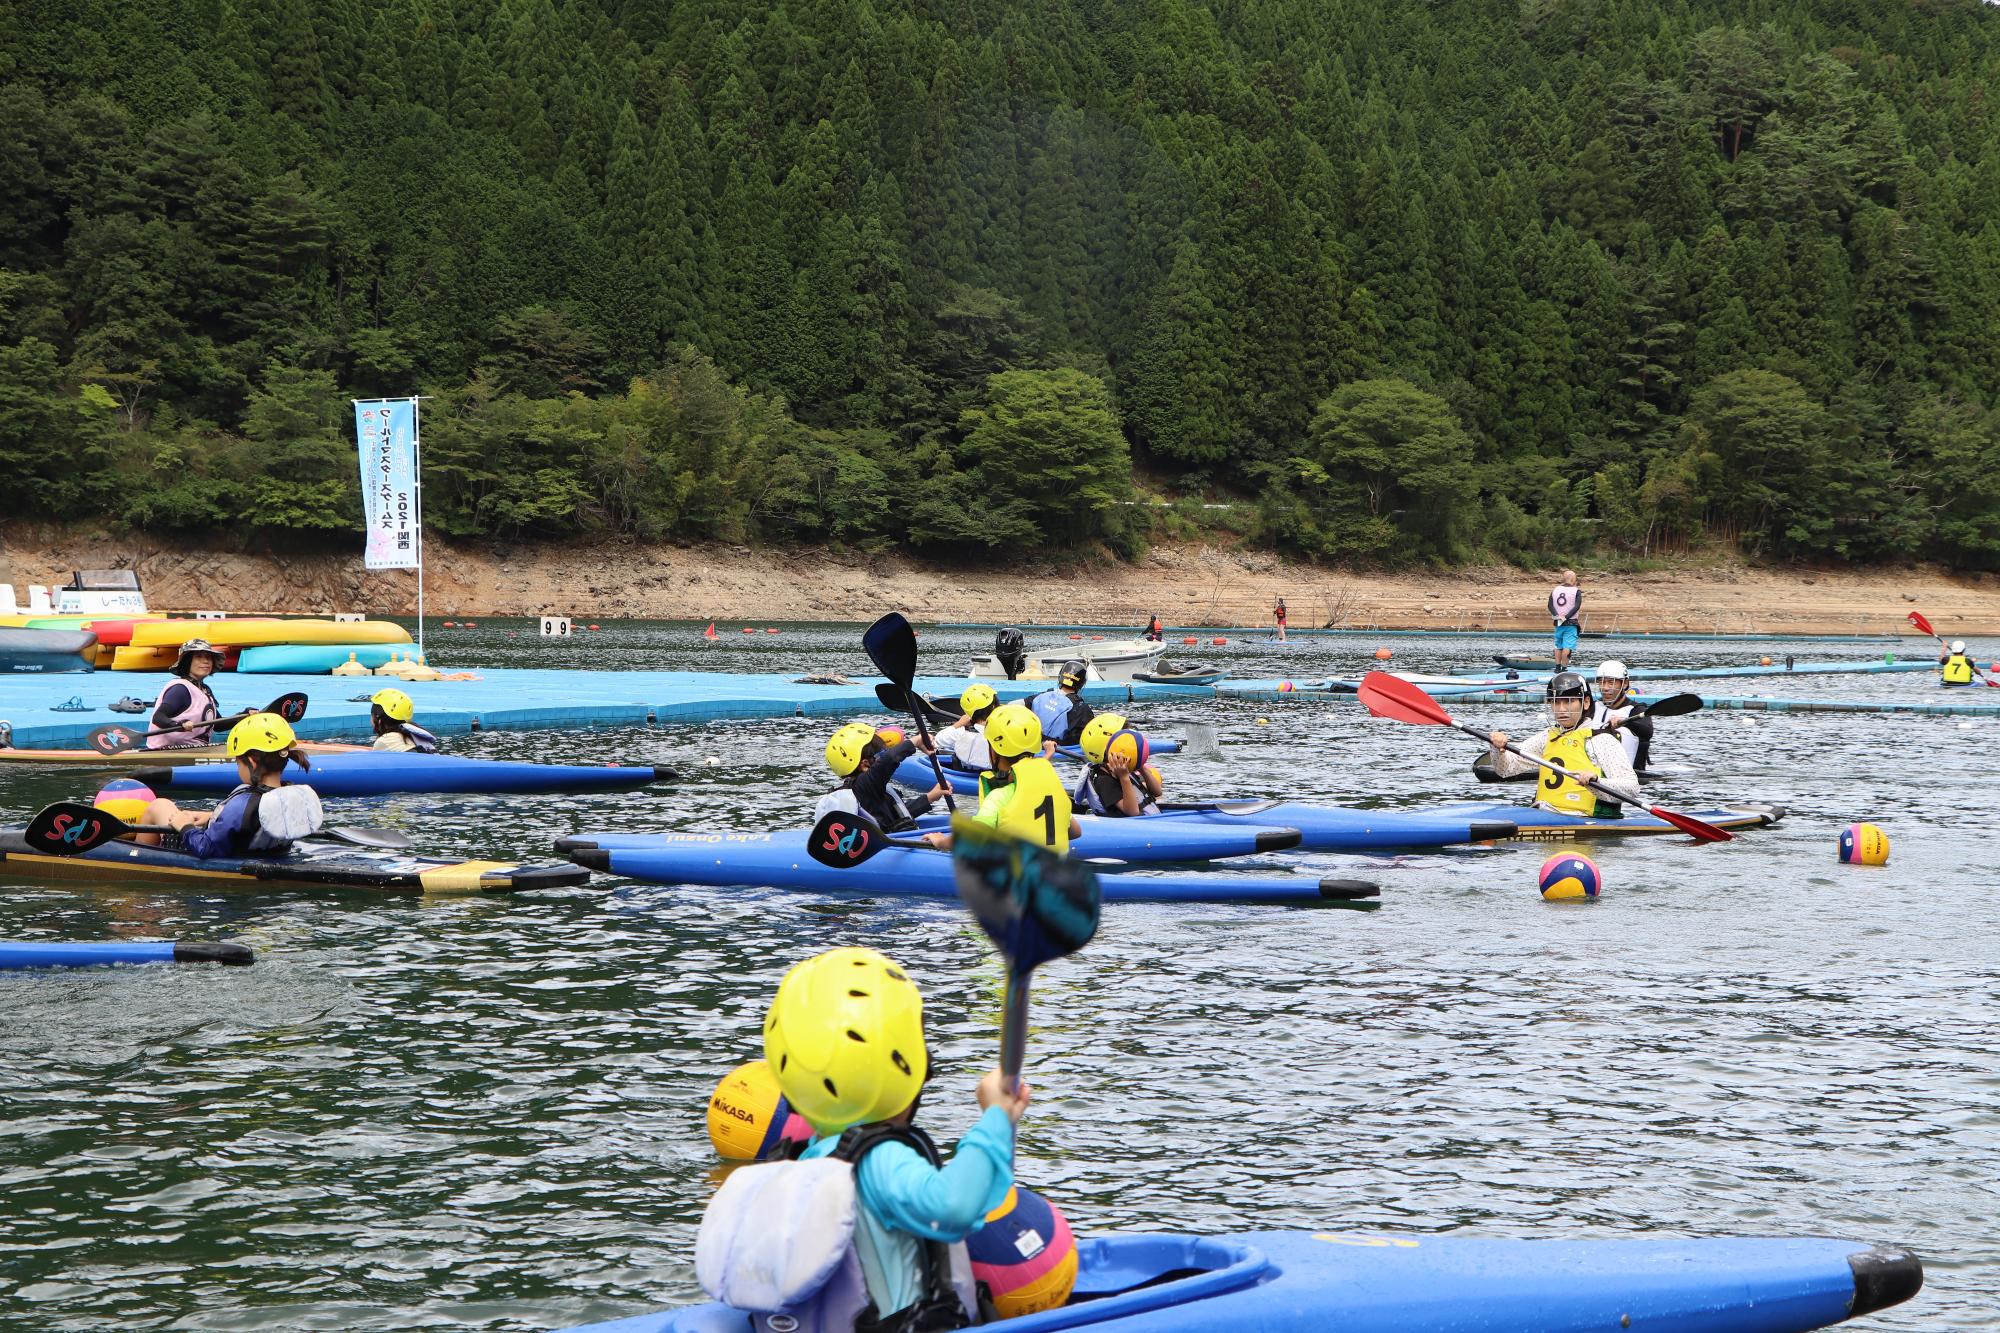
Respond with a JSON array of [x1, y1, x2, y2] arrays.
[[967, 633, 1166, 683]]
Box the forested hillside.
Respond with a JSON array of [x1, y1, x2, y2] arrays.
[[2, 0, 1998, 566]]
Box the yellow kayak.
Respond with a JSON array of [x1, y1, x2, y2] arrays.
[[124, 618, 413, 650]]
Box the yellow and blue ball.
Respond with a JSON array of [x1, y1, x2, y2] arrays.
[[1838, 823, 1890, 866], [968, 1186, 1078, 1318], [1538, 852, 1602, 900], [1105, 728, 1150, 771], [706, 1060, 812, 1161], [92, 778, 155, 823]]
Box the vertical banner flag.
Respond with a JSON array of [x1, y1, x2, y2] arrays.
[[353, 398, 420, 570]]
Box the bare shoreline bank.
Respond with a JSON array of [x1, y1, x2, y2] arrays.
[[5, 529, 1998, 637]]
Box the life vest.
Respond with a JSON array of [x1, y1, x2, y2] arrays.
[[1591, 702, 1651, 769], [1550, 585, 1581, 624], [390, 721, 440, 753], [1028, 689, 1073, 741], [225, 783, 325, 856], [977, 757, 1071, 853], [815, 783, 921, 833], [1070, 764, 1159, 818], [695, 1123, 982, 1333], [147, 678, 219, 750], [1537, 726, 1613, 817], [1942, 654, 1975, 686]]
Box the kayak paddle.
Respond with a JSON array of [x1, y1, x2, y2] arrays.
[[85, 692, 312, 756], [949, 816, 1101, 1094], [23, 800, 414, 856], [1594, 691, 1702, 737], [863, 613, 957, 812], [1355, 672, 1732, 843], [804, 810, 928, 868], [1907, 611, 1997, 686]]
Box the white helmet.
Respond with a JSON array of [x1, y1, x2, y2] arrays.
[[1950, 640, 1966, 654], [1595, 660, 1629, 681]]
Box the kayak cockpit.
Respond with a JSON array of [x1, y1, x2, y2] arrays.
[[565, 1235, 1273, 1332]]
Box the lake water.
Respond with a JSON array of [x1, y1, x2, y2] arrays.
[[2, 623, 1992, 1329]]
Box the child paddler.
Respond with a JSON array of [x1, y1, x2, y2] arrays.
[[1485, 672, 1638, 817], [816, 721, 950, 848], [925, 703, 1079, 854], [134, 713, 323, 858], [932, 683, 1000, 771], [368, 688, 440, 753], [1027, 660, 1094, 746], [1070, 713, 1164, 817], [698, 947, 1028, 1330], [1590, 661, 1652, 769]]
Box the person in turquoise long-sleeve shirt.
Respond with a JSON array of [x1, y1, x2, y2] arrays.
[[766, 947, 1031, 1328]]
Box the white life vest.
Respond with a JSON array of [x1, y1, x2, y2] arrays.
[[1591, 702, 1641, 766], [695, 1125, 981, 1333], [1549, 585, 1581, 625], [230, 783, 326, 854], [147, 678, 219, 750]]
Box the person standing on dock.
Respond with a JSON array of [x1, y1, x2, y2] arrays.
[[1274, 597, 1288, 642], [1548, 571, 1583, 671]]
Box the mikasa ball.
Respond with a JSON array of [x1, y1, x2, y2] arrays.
[[1838, 823, 1890, 866], [1538, 852, 1602, 900], [968, 1186, 1078, 1318]]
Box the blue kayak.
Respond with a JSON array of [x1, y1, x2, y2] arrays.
[[560, 1228, 1920, 1332], [134, 751, 673, 797], [561, 832, 1378, 905], [892, 758, 1518, 850], [562, 814, 1301, 865], [0, 939, 254, 970]]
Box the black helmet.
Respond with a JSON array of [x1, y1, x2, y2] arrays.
[[1545, 671, 1593, 706], [1058, 659, 1087, 689]]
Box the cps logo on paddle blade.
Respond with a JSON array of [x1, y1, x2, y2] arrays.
[[818, 820, 870, 861]]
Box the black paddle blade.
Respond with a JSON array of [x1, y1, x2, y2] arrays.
[[1640, 693, 1703, 718], [950, 817, 1101, 969], [863, 613, 918, 688], [270, 692, 310, 723], [87, 725, 142, 756], [874, 681, 910, 712], [805, 812, 891, 869], [24, 801, 130, 855]]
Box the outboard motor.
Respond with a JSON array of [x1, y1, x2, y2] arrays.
[[993, 627, 1027, 681]]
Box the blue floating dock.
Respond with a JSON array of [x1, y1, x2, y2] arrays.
[[1636, 691, 2000, 718], [0, 672, 1171, 749]]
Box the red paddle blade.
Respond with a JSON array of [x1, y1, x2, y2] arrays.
[[1356, 671, 1455, 725], [1907, 611, 1936, 637], [1646, 805, 1733, 843]]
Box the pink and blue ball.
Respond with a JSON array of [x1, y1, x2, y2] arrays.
[[1838, 823, 1890, 866], [92, 778, 156, 823], [1538, 852, 1602, 900], [968, 1186, 1078, 1318]]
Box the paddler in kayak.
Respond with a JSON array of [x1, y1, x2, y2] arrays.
[[816, 721, 951, 847], [929, 704, 1079, 853], [700, 946, 1028, 1331], [133, 713, 324, 857], [1486, 672, 1637, 817], [1590, 661, 1653, 769], [1027, 659, 1095, 746], [932, 683, 999, 771], [368, 688, 440, 753], [147, 638, 225, 750], [1938, 639, 1977, 686], [1071, 713, 1164, 817]]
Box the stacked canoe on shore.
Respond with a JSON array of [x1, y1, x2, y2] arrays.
[[0, 615, 416, 673]]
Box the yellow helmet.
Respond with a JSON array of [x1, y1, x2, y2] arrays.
[[226, 712, 297, 757], [370, 687, 414, 723], [764, 947, 927, 1135], [825, 721, 878, 777], [1079, 712, 1128, 764], [984, 702, 1042, 760], [960, 683, 998, 715]]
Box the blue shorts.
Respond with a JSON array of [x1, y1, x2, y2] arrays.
[[1554, 623, 1580, 652]]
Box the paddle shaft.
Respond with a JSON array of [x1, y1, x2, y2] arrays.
[[1000, 975, 1029, 1093], [1463, 721, 1645, 809]]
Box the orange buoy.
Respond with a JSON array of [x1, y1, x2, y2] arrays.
[[464, 622, 476, 628], [1090, 634, 1104, 641], [765, 628, 780, 634], [1374, 647, 1393, 660], [1760, 656, 1772, 666], [1212, 637, 1227, 646], [742, 627, 755, 634], [1069, 634, 1082, 641], [588, 624, 601, 630], [443, 621, 457, 628], [1183, 636, 1198, 645]]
